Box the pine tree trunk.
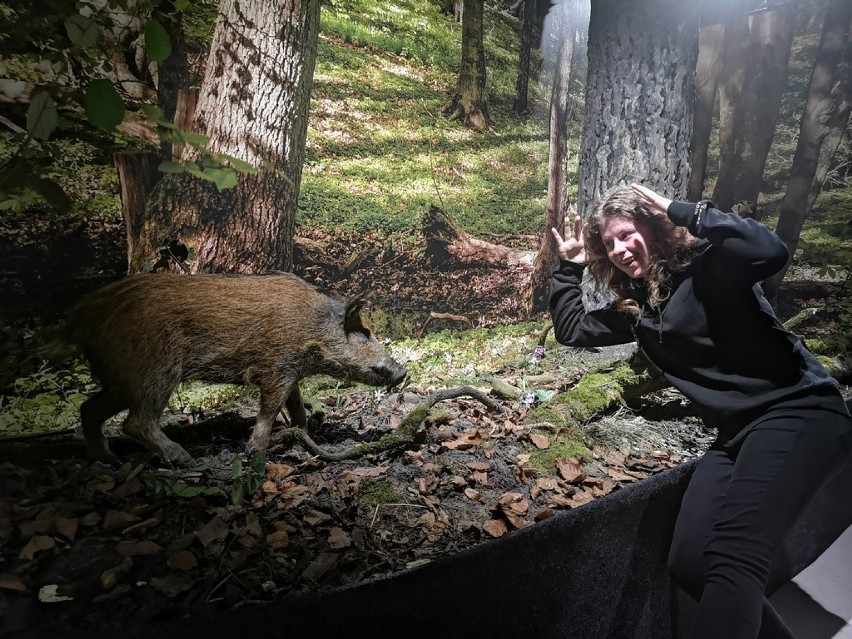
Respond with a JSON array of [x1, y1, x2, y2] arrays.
[[512, 0, 536, 115], [128, 0, 321, 275], [713, 4, 797, 211], [763, 0, 852, 302], [687, 15, 730, 201], [443, 0, 491, 130], [578, 0, 699, 214]]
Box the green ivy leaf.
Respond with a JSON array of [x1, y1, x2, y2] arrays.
[[231, 456, 243, 478], [65, 14, 101, 49], [144, 19, 172, 63], [83, 80, 125, 132], [181, 132, 210, 147], [26, 91, 59, 140], [250, 451, 267, 475]]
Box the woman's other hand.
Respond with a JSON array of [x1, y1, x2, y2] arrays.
[[630, 183, 672, 214], [551, 216, 589, 264]]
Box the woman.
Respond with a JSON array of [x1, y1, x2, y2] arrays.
[[549, 183, 852, 639]]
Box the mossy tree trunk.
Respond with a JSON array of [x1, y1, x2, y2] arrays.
[[128, 0, 321, 274]]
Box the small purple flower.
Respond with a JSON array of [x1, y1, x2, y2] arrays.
[[534, 345, 546, 359]]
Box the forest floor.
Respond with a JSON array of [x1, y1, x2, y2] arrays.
[[0, 211, 847, 637]]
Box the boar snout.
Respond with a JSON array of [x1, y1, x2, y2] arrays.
[[369, 363, 408, 387]]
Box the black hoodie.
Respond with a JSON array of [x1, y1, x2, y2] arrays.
[[549, 200, 841, 442]]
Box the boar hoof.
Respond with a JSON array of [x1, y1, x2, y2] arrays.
[[160, 443, 194, 467]]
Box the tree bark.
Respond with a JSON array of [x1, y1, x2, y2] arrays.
[[524, 1, 581, 315], [577, 0, 699, 216], [713, 3, 797, 211], [171, 88, 199, 161], [443, 0, 491, 130], [114, 151, 161, 274], [763, 0, 852, 302], [128, 0, 321, 275], [688, 12, 731, 201], [512, 0, 536, 115]]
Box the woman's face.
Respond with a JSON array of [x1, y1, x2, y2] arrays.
[[600, 215, 656, 279]]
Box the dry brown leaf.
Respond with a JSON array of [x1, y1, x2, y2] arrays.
[[602, 467, 640, 482], [18, 519, 52, 536], [303, 509, 333, 527], [451, 475, 467, 488], [244, 512, 263, 538], [482, 519, 507, 538], [167, 550, 198, 571], [464, 488, 481, 501], [195, 515, 229, 547], [571, 491, 595, 506], [103, 510, 140, 532], [530, 433, 550, 450], [534, 509, 556, 522], [87, 476, 116, 493], [113, 478, 142, 499], [122, 517, 161, 535], [327, 527, 351, 550], [261, 480, 278, 494], [0, 575, 27, 592], [536, 478, 560, 491], [266, 463, 296, 482], [530, 485, 541, 499], [353, 466, 389, 477], [55, 516, 78, 541], [265, 530, 290, 549], [546, 493, 575, 509], [79, 512, 101, 527], [465, 461, 490, 471], [502, 509, 525, 530], [470, 471, 488, 486], [101, 556, 133, 590], [19, 535, 55, 560], [556, 458, 587, 484]]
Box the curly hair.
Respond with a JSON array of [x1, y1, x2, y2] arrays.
[[584, 185, 696, 317]]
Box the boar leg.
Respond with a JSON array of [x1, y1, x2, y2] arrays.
[[122, 408, 193, 466], [246, 382, 295, 454], [80, 389, 127, 463], [285, 386, 308, 428]]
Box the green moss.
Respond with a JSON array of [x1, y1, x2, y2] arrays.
[[523, 430, 593, 477], [357, 477, 403, 506]]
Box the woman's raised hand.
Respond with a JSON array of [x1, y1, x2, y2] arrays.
[[630, 183, 672, 214], [551, 215, 589, 264]]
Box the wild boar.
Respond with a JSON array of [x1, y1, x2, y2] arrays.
[[66, 272, 407, 465]]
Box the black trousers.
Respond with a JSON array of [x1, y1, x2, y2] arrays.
[[668, 392, 852, 639]]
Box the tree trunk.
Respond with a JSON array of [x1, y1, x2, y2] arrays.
[[524, 2, 580, 315], [577, 0, 699, 216], [713, 3, 797, 211], [687, 6, 734, 201], [763, 0, 852, 303], [171, 88, 199, 161], [115, 152, 161, 273], [128, 0, 321, 275], [443, 0, 491, 130], [512, 0, 535, 115]]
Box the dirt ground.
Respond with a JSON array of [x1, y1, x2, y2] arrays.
[[0, 211, 844, 636]]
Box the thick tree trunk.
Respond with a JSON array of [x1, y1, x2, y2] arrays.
[[170, 88, 199, 161], [713, 3, 797, 211], [443, 0, 491, 130], [512, 0, 536, 115], [578, 0, 699, 216], [763, 0, 852, 303], [129, 0, 321, 274]]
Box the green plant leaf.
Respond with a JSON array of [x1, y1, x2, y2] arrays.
[[206, 168, 239, 191], [158, 161, 184, 173], [219, 153, 260, 175], [231, 456, 243, 478], [83, 80, 125, 132], [65, 14, 101, 48], [250, 451, 267, 475], [144, 19, 172, 63], [181, 132, 210, 147], [26, 91, 59, 140]]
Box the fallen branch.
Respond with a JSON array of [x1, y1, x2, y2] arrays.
[[278, 386, 505, 462], [419, 311, 473, 337]]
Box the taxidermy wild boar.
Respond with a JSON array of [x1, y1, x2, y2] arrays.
[[66, 272, 407, 465]]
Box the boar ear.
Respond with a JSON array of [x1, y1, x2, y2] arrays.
[[343, 294, 368, 333]]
